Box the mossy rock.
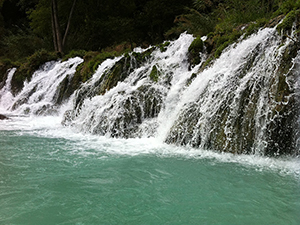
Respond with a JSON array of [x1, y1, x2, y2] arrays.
[[243, 18, 269, 38], [214, 41, 230, 58], [149, 65, 160, 82], [188, 36, 204, 66], [69, 51, 118, 99], [165, 103, 202, 147], [186, 73, 197, 86], [276, 10, 300, 33], [131, 47, 155, 65], [165, 34, 299, 156], [212, 29, 242, 58], [158, 41, 171, 52], [73, 56, 133, 110], [85, 85, 164, 138], [99, 62, 125, 95], [53, 75, 75, 105], [264, 41, 299, 156]]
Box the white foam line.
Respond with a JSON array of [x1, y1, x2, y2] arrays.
[[8, 119, 298, 178]]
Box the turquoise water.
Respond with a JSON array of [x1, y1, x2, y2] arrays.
[[0, 118, 300, 224]]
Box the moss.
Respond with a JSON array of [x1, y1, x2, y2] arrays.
[[244, 18, 268, 37], [188, 36, 204, 53], [100, 64, 123, 94], [132, 47, 155, 64], [165, 103, 202, 147], [73, 51, 117, 84], [149, 65, 159, 82], [214, 41, 230, 58], [158, 41, 170, 52], [186, 73, 197, 86], [273, 0, 300, 17], [276, 10, 299, 33], [202, 57, 214, 68], [131, 52, 142, 62], [71, 47, 156, 109], [62, 50, 87, 61], [188, 36, 204, 66], [205, 28, 242, 60]]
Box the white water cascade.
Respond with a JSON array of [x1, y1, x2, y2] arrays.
[[0, 68, 16, 112], [0, 27, 299, 156], [0, 57, 83, 115]]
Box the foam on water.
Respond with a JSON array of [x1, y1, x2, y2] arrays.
[[1, 114, 299, 178]]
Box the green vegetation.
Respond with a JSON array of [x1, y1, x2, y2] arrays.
[[183, 0, 300, 68], [158, 41, 171, 52], [71, 49, 131, 97], [0, 0, 192, 59], [276, 9, 300, 33], [149, 65, 160, 82], [189, 36, 204, 53], [188, 36, 204, 65]]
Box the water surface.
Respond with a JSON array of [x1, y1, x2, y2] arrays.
[[0, 117, 299, 224]]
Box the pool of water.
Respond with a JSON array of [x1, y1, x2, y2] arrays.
[[0, 117, 299, 224]]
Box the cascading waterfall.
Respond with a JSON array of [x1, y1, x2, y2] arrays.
[[64, 33, 198, 138], [0, 57, 83, 115], [165, 27, 300, 156], [0, 26, 299, 156], [0, 68, 16, 112]]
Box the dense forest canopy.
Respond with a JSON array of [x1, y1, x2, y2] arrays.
[[0, 0, 193, 58], [0, 0, 299, 61]]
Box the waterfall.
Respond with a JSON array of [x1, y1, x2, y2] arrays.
[[0, 27, 299, 156], [64, 33, 196, 138], [165, 28, 299, 155], [0, 57, 83, 115], [0, 68, 16, 112]]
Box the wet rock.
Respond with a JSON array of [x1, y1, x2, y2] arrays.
[[0, 114, 9, 120]]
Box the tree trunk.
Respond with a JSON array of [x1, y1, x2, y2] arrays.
[[51, 0, 63, 54], [51, 3, 58, 52], [63, 0, 76, 47]]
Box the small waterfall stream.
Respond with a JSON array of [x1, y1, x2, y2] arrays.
[[0, 68, 16, 111], [0, 27, 299, 156]]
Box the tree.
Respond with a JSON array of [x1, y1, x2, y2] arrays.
[[4, 0, 194, 56], [51, 0, 76, 54], [28, 0, 76, 54]]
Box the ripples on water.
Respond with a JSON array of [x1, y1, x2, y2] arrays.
[[0, 116, 299, 224]]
